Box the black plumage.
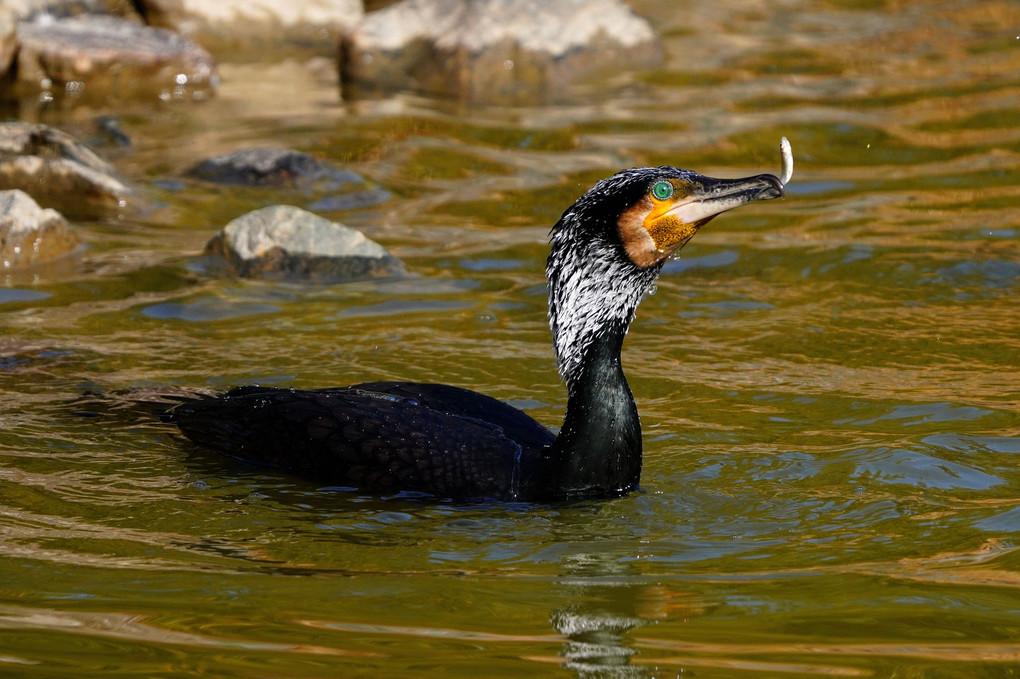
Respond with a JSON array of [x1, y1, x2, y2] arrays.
[[169, 382, 552, 499], [165, 166, 785, 501]]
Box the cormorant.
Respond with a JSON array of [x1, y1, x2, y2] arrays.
[[165, 156, 789, 502]]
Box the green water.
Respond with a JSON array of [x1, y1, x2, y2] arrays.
[[2, 1, 1020, 676]]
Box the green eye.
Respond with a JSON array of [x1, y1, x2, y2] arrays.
[[651, 180, 673, 201]]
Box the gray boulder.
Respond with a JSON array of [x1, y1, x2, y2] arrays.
[[0, 189, 80, 269], [205, 205, 405, 283], [0, 122, 135, 219], [341, 0, 662, 104], [14, 15, 217, 104]]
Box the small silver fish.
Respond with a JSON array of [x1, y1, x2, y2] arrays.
[[779, 136, 794, 186]]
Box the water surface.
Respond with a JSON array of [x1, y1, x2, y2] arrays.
[[2, 1, 1019, 676]]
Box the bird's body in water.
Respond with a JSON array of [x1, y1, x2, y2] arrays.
[[165, 165, 786, 502]]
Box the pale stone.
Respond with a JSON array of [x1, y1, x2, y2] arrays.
[[205, 205, 405, 282], [351, 0, 656, 56], [221, 205, 389, 259], [0, 189, 80, 269], [0, 122, 136, 218], [138, 0, 363, 45], [341, 0, 662, 103], [0, 7, 16, 75], [172, 0, 361, 27], [15, 15, 217, 103]]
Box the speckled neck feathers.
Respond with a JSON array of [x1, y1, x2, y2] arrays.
[[546, 168, 668, 391]]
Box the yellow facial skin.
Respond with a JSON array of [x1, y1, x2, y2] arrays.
[[643, 179, 702, 255], [617, 178, 704, 269]]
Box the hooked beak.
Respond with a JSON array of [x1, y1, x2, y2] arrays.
[[665, 173, 785, 227]]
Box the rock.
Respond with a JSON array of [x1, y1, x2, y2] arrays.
[[205, 205, 405, 283], [341, 0, 663, 104], [14, 15, 217, 104], [137, 0, 363, 50], [0, 121, 136, 219], [0, 7, 16, 77], [188, 147, 361, 187], [0, 0, 141, 20], [0, 189, 80, 269], [188, 147, 392, 211], [90, 115, 133, 148]]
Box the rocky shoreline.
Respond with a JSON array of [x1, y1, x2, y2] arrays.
[[0, 0, 661, 279], [1, 0, 660, 105]]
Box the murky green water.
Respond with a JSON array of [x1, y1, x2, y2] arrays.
[[2, 1, 1020, 676]]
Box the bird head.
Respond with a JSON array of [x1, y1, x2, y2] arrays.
[[616, 169, 784, 267], [547, 166, 784, 385], [554, 166, 785, 269]]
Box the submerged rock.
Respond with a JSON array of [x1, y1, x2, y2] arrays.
[[14, 15, 217, 103], [205, 205, 405, 283], [188, 147, 391, 211], [341, 0, 663, 104], [0, 189, 80, 269], [188, 147, 361, 187], [0, 122, 135, 218], [90, 115, 133, 148]]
